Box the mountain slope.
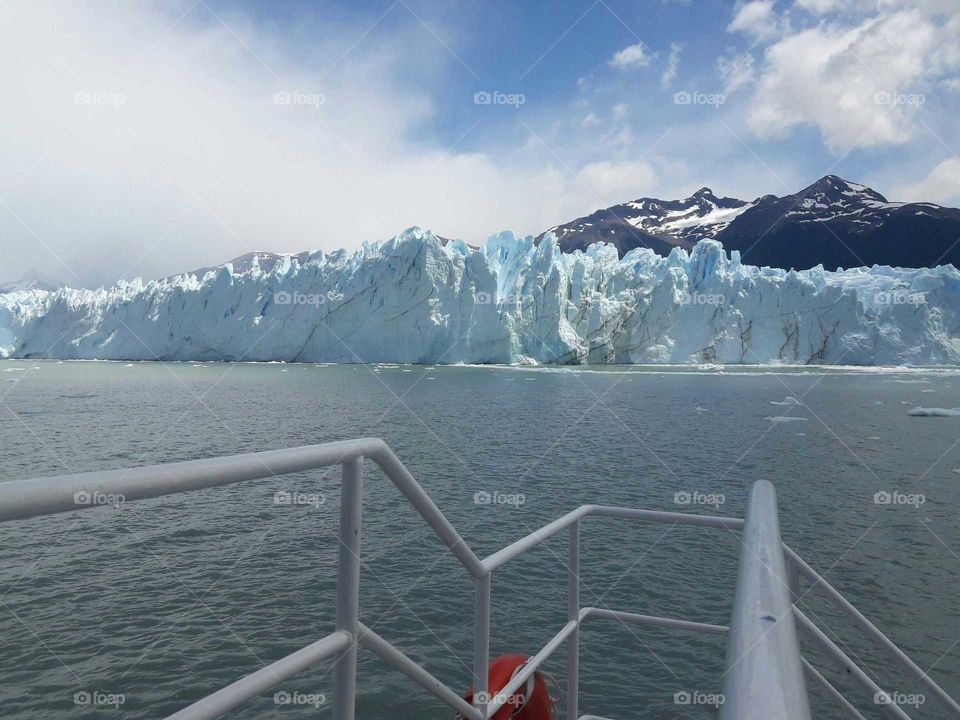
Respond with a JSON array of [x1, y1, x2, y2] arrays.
[[539, 188, 750, 257], [544, 176, 960, 271]]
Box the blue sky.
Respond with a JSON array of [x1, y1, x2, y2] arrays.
[[1, 0, 958, 286]]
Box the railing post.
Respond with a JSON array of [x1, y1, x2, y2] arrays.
[[567, 520, 580, 720], [333, 458, 363, 720], [473, 573, 491, 717]]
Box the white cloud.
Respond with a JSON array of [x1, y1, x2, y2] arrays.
[[660, 42, 683, 87], [716, 52, 756, 93], [728, 1, 778, 39], [798, 0, 844, 12], [743, 4, 960, 150], [575, 160, 658, 208], [609, 43, 651, 70], [895, 158, 960, 206], [796, 0, 882, 14], [0, 1, 623, 287], [581, 112, 601, 127]]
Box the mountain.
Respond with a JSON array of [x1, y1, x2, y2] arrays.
[[0, 272, 67, 293], [2, 228, 959, 365], [541, 176, 960, 271], [541, 187, 751, 257], [173, 251, 318, 280], [173, 237, 471, 280]]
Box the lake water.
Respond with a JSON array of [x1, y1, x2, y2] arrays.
[[1, 360, 959, 719]]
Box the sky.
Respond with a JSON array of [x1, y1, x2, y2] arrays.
[[1, 0, 959, 287]]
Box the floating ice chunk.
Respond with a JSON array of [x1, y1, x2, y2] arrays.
[[767, 416, 809, 423], [770, 396, 803, 406], [695, 406, 709, 413], [907, 407, 960, 417]]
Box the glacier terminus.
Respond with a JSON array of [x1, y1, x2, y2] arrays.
[[1, 227, 958, 366]]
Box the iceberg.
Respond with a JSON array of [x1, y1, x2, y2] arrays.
[[770, 397, 803, 406], [2, 227, 959, 365], [907, 407, 960, 417]]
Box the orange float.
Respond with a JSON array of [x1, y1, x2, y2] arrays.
[[459, 653, 556, 720]]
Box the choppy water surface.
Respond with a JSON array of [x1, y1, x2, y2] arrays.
[[1, 361, 959, 719]]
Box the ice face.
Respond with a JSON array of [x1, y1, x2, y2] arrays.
[[1, 227, 959, 365]]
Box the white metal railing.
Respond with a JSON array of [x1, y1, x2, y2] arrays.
[[1, 438, 957, 719], [721, 481, 810, 720]]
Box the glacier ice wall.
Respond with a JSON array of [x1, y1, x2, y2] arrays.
[[2, 227, 959, 365]]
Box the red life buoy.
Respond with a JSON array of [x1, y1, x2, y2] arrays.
[[459, 653, 556, 720]]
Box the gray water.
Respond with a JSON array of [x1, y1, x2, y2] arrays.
[[1, 360, 959, 719]]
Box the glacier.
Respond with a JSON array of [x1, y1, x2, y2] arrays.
[[1, 227, 959, 365]]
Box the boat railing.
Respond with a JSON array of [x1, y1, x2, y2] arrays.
[[0, 438, 956, 719]]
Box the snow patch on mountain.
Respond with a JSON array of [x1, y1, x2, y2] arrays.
[[1, 227, 959, 365]]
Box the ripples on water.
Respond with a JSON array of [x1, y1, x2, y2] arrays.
[[1, 361, 958, 719]]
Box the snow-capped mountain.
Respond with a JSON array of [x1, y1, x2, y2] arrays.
[[2, 228, 958, 365], [543, 176, 960, 271], [0, 272, 68, 294], [541, 187, 751, 257]]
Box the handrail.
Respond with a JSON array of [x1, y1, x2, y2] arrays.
[[481, 504, 743, 573], [580, 607, 729, 635], [165, 631, 351, 720], [0, 438, 486, 578], [721, 481, 810, 720], [785, 544, 960, 717], [1, 439, 955, 720], [793, 606, 913, 720], [800, 657, 867, 720], [357, 623, 481, 720]]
